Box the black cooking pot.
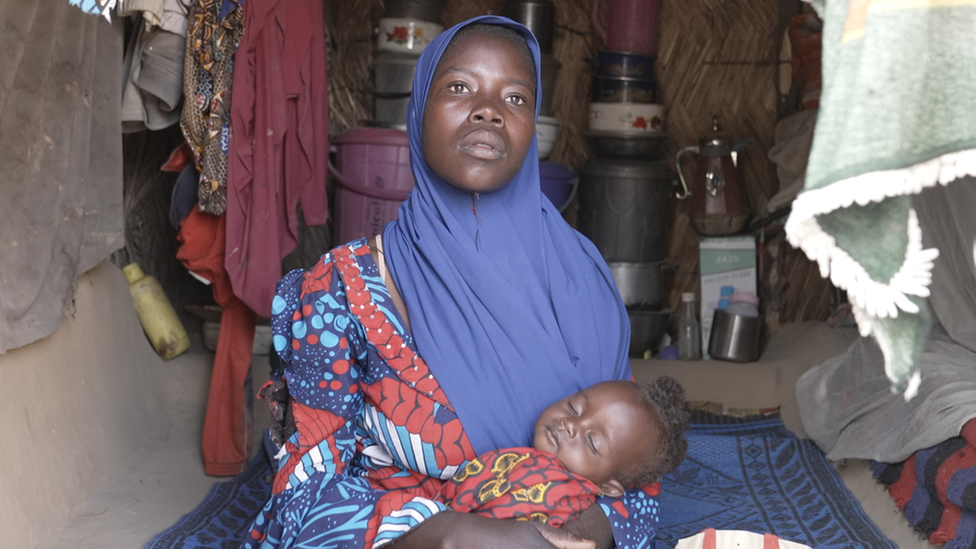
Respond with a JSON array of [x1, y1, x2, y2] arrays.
[[591, 75, 657, 103], [590, 50, 656, 79]]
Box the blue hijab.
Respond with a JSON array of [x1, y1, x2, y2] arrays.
[[382, 15, 631, 455]]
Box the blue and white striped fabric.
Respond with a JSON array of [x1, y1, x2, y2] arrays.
[[371, 497, 447, 548], [360, 402, 460, 481]]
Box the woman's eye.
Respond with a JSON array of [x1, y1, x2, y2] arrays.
[[507, 95, 527, 106], [449, 83, 468, 93]]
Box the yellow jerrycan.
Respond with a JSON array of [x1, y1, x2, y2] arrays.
[[122, 263, 190, 360]]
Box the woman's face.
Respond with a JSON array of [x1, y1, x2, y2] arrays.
[[421, 31, 537, 194]]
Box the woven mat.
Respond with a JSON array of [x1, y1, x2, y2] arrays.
[[143, 452, 272, 549], [656, 407, 897, 549]]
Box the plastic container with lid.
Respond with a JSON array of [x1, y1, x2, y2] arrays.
[[329, 127, 414, 245], [539, 161, 578, 213], [726, 292, 759, 317], [717, 285, 734, 310], [123, 263, 190, 360]]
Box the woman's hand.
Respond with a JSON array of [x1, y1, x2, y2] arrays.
[[559, 504, 614, 549], [532, 523, 596, 549], [390, 512, 579, 549]]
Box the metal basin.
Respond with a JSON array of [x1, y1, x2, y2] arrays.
[[628, 308, 671, 357], [609, 261, 667, 309]]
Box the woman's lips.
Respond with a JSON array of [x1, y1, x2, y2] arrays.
[[460, 130, 505, 160]]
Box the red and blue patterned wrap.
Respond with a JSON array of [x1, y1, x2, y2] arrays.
[[437, 447, 601, 526], [242, 240, 662, 548]]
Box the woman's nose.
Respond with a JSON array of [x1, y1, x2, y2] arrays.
[[470, 98, 503, 126]]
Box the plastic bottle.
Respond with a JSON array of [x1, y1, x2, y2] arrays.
[[678, 292, 702, 360], [726, 292, 760, 317], [123, 263, 190, 360]]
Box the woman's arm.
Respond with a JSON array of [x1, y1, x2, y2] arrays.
[[389, 511, 598, 549]]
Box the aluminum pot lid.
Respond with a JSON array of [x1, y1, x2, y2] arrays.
[[580, 157, 674, 180], [374, 52, 422, 66]]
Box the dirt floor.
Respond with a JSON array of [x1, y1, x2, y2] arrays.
[[26, 265, 934, 549]]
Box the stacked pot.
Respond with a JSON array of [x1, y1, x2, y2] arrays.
[[586, 0, 666, 156], [503, 1, 574, 212], [586, 50, 666, 158], [580, 0, 674, 357], [372, 0, 445, 128]]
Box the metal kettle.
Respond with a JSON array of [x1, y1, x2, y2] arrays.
[[675, 116, 753, 236]]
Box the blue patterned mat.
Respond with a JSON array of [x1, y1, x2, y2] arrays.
[[656, 411, 897, 548], [143, 452, 273, 549], [145, 413, 896, 549]]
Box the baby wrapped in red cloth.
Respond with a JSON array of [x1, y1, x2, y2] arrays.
[[435, 377, 688, 528]]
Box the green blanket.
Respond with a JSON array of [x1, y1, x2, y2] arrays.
[[785, 0, 976, 398]]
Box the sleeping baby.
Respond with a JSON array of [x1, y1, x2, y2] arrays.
[[435, 376, 689, 530]]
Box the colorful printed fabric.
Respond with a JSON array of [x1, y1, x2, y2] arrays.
[[871, 419, 976, 549], [437, 448, 602, 527], [180, 0, 243, 215], [243, 239, 662, 548]]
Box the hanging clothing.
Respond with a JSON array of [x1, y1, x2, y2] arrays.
[[121, 16, 185, 132], [223, 0, 330, 318], [176, 208, 257, 476], [180, 0, 244, 215]]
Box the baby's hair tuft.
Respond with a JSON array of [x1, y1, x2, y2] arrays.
[[619, 376, 689, 488]]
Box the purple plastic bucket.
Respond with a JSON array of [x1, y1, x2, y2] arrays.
[[539, 161, 577, 212], [330, 127, 414, 245]]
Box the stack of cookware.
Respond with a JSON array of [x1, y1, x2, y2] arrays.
[[332, 1, 445, 246], [503, 1, 574, 213], [585, 0, 666, 158], [579, 0, 674, 357], [372, 0, 445, 129]]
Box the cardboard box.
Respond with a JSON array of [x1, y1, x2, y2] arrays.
[[699, 236, 757, 357]]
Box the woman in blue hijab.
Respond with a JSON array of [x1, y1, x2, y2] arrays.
[[245, 15, 662, 549]]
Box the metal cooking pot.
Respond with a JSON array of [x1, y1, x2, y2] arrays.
[[504, 0, 555, 52], [628, 308, 671, 357], [707, 309, 761, 362], [609, 261, 668, 309]]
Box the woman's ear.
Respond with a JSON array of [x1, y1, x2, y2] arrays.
[[599, 478, 625, 498]]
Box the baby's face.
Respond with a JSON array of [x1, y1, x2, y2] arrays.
[[533, 380, 660, 490]]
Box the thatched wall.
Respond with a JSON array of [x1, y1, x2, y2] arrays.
[[323, 0, 833, 328]]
